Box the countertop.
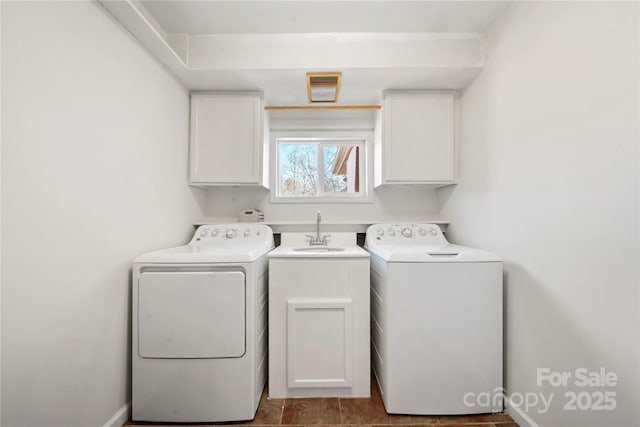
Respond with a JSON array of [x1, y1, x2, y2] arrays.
[[268, 245, 370, 258], [194, 218, 450, 233]]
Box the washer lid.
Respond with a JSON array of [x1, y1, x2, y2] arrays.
[[367, 243, 501, 262], [365, 223, 500, 262]]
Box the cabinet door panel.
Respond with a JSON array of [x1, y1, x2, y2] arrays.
[[190, 93, 262, 184], [286, 299, 353, 389], [383, 92, 455, 184]]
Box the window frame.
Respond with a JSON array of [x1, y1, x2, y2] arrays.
[[269, 130, 374, 204]]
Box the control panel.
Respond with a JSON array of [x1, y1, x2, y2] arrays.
[[365, 223, 448, 246], [188, 224, 273, 246]]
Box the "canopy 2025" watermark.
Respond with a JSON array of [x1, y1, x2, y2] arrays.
[[463, 367, 617, 414]]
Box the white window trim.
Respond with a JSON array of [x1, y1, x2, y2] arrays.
[[270, 130, 374, 204]]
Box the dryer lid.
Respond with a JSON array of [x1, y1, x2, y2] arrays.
[[134, 223, 274, 263], [134, 244, 270, 263]]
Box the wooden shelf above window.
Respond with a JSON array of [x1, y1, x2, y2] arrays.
[[265, 105, 381, 111]]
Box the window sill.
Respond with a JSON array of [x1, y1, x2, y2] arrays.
[[268, 195, 374, 204]]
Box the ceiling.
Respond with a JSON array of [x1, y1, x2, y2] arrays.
[[101, 0, 512, 111], [141, 1, 512, 35]]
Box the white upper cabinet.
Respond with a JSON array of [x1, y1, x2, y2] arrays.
[[375, 91, 456, 187], [190, 92, 268, 187]]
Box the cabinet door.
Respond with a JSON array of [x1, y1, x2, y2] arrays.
[[190, 92, 263, 185], [286, 299, 353, 389], [382, 92, 455, 184]]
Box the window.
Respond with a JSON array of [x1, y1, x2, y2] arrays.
[[270, 132, 372, 203]]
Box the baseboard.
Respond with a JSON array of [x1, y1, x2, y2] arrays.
[[103, 402, 131, 427], [506, 397, 540, 427]]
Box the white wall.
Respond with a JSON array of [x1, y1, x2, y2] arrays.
[[1, 2, 205, 426], [202, 185, 440, 224], [438, 2, 639, 426]]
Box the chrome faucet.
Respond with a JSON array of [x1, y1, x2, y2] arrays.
[[306, 211, 331, 245]]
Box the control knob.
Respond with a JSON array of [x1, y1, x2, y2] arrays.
[[377, 229, 384, 237], [244, 229, 251, 237], [419, 228, 427, 236], [200, 229, 208, 237], [225, 229, 237, 239], [387, 228, 396, 236], [401, 227, 413, 238]]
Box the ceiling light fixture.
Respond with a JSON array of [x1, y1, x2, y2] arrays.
[[307, 72, 341, 103], [265, 71, 380, 110]]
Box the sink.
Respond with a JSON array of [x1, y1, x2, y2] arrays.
[[269, 233, 369, 259], [293, 247, 345, 253]]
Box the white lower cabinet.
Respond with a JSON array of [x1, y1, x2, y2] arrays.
[[268, 257, 370, 398]]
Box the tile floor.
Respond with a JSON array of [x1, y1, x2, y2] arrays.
[[125, 380, 519, 427]]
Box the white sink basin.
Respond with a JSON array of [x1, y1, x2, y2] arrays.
[[293, 247, 345, 253]]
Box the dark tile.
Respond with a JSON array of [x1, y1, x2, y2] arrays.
[[435, 425, 497, 427], [371, 424, 439, 427], [486, 413, 516, 423], [339, 393, 391, 424], [298, 425, 344, 427], [438, 413, 518, 425], [370, 379, 382, 397], [281, 398, 341, 424], [366, 378, 438, 424], [247, 390, 284, 425], [392, 417, 444, 424], [340, 391, 440, 425]]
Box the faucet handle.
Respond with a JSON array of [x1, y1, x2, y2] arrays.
[[305, 234, 316, 244], [322, 234, 332, 244]]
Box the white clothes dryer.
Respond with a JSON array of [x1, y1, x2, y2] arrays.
[[365, 223, 502, 415], [132, 224, 274, 422]]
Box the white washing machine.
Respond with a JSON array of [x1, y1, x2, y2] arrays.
[[365, 223, 502, 415], [132, 224, 274, 422]]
